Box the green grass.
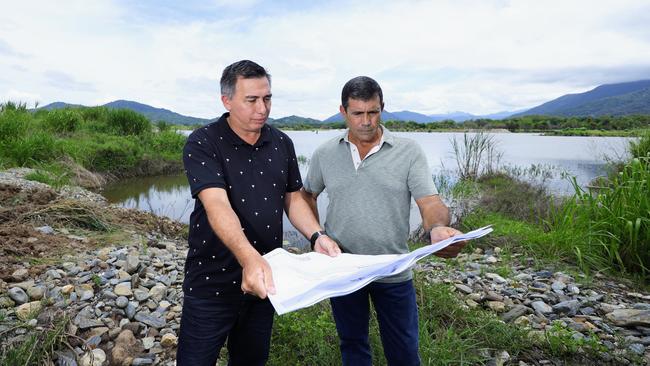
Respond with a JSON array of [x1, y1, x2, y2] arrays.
[[0, 103, 186, 180], [270, 278, 552, 366], [0, 316, 69, 366]]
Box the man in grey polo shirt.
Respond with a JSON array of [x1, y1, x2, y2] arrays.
[[303, 76, 466, 366]]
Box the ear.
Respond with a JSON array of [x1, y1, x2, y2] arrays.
[[339, 105, 346, 118], [381, 102, 385, 111], [221, 95, 231, 111]]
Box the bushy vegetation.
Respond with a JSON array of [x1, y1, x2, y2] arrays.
[[0, 102, 186, 180], [454, 129, 650, 279]]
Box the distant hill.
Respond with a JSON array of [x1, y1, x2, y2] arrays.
[[516, 80, 650, 117], [323, 109, 519, 123], [269, 115, 323, 125], [39, 100, 214, 125]]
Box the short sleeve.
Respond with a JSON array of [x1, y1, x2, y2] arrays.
[[285, 136, 303, 192], [407, 142, 437, 199], [304, 147, 325, 195], [183, 130, 226, 198]]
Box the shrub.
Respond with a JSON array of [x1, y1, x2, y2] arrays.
[[107, 109, 151, 136], [43, 109, 82, 133], [629, 129, 650, 161], [86, 136, 143, 172], [4, 132, 58, 166], [0, 108, 30, 143], [451, 131, 503, 181], [155, 120, 172, 132]]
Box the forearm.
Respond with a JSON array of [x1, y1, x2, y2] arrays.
[[285, 190, 322, 239], [417, 195, 451, 232]]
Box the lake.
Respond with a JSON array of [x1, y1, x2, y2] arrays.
[[101, 130, 632, 246]]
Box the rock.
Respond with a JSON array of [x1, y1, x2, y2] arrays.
[[125, 254, 140, 274], [148, 284, 167, 302], [551, 281, 566, 292], [629, 343, 645, 355], [142, 336, 155, 350], [45, 269, 63, 280], [161, 333, 178, 347], [552, 300, 580, 316], [132, 358, 154, 365], [466, 299, 479, 308], [11, 268, 29, 282], [485, 273, 507, 284], [16, 301, 42, 320], [8, 287, 29, 304], [115, 296, 129, 308], [112, 329, 139, 366], [133, 288, 150, 302], [125, 302, 138, 319], [487, 301, 506, 312], [567, 284, 580, 295], [79, 348, 106, 366], [454, 284, 473, 294], [531, 301, 553, 314], [26, 285, 45, 301], [134, 311, 166, 328], [61, 284, 75, 295], [36, 225, 55, 234], [502, 305, 529, 322], [600, 303, 623, 314], [114, 282, 132, 297], [514, 273, 532, 281], [606, 309, 650, 327], [0, 296, 15, 308], [76, 284, 95, 302]]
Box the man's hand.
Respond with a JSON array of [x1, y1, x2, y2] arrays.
[[313, 235, 341, 257], [240, 252, 276, 299], [431, 226, 467, 258]]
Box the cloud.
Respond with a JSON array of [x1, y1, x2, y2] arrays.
[[1, 0, 650, 119]]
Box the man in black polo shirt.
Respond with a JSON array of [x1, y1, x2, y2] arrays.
[[176, 60, 340, 366]]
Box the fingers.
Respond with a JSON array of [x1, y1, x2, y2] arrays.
[[315, 237, 341, 257], [241, 257, 275, 299]]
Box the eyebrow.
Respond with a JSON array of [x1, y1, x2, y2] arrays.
[[245, 94, 272, 99]]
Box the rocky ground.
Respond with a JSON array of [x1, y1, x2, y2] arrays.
[[1, 168, 650, 365]]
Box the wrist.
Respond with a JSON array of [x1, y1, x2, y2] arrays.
[[310, 230, 327, 250]]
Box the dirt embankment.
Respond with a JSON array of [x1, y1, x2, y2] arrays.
[[0, 169, 186, 282]]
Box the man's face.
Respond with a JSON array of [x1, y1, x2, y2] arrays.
[[222, 76, 271, 133], [340, 95, 383, 143]]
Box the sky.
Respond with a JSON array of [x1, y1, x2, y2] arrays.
[[1, 0, 650, 120]]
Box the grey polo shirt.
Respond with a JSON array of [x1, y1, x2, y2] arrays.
[[304, 127, 437, 282]]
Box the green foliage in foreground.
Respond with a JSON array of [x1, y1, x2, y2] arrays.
[[0, 102, 186, 178], [0, 316, 69, 366], [271, 279, 534, 365], [270, 276, 608, 365]]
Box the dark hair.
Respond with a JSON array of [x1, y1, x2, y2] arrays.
[[220, 60, 271, 98], [341, 76, 384, 110]]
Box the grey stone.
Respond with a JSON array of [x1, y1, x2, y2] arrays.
[[12, 268, 29, 282], [553, 300, 580, 316], [149, 284, 167, 302], [134, 311, 166, 328], [502, 305, 529, 322], [8, 287, 29, 304], [628, 343, 645, 355], [633, 303, 650, 311], [551, 281, 566, 292], [26, 286, 45, 301], [606, 309, 650, 327], [125, 254, 140, 274], [45, 269, 62, 280], [534, 270, 553, 279], [531, 301, 553, 314], [455, 284, 473, 294], [36, 225, 55, 235], [125, 301, 138, 319], [142, 336, 155, 349], [0, 296, 15, 308], [485, 273, 507, 284], [132, 358, 154, 365], [133, 288, 150, 302], [115, 296, 129, 308]]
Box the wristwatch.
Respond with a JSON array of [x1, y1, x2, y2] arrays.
[[310, 230, 327, 250]]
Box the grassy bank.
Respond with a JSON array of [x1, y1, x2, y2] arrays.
[[0, 102, 186, 187]]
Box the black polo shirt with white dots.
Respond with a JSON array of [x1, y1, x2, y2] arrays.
[[182, 112, 302, 299]]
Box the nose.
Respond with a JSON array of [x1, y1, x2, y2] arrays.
[[255, 99, 269, 114]]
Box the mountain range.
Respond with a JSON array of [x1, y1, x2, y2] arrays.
[[39, 79, 650, 125]]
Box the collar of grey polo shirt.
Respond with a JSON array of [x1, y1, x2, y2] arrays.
[[222, 113, 272, 147], [338, 124, 395, 147]]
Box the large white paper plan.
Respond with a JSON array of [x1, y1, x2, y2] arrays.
[[265, 225, 493, 315]]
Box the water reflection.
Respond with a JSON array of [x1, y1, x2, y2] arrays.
[[102, 131, 632, 247]]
